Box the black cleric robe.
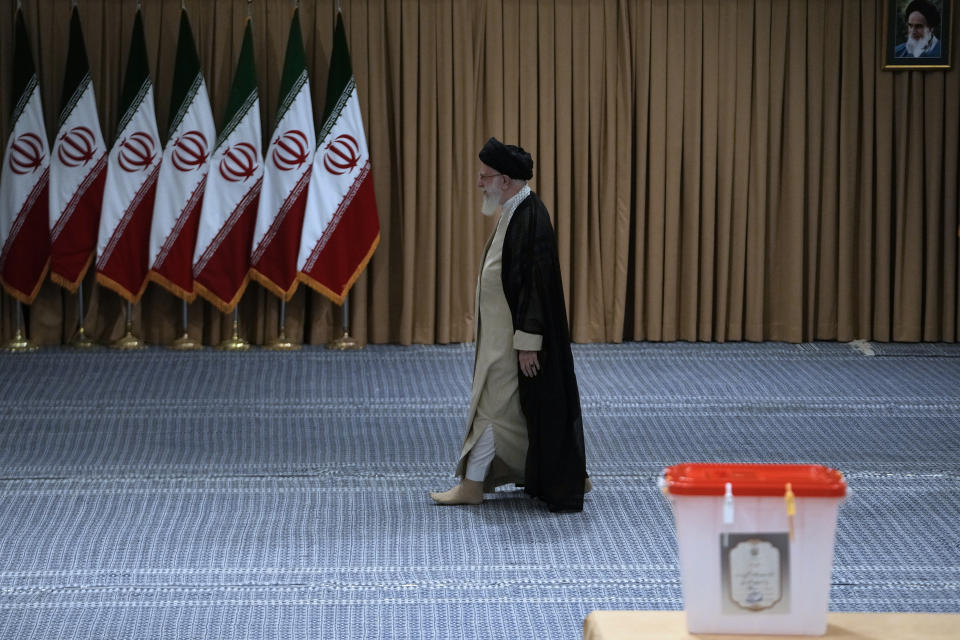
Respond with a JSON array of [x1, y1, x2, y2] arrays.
[[501, 191, 587, 512]]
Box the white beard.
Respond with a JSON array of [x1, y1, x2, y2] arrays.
[[480, 189, 500, 217], [905, 31, 934, 57]]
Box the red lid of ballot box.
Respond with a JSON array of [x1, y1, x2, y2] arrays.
[[663, 463, 846, 497]]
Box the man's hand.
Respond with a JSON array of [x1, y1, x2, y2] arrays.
[[518, 350, 540, 377]]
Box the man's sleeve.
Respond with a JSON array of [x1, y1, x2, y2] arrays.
[[507, 199, 550, 349], [514, 330, 542, 351]]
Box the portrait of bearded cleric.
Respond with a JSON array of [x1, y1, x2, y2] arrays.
[[885, 0, 951, 69]]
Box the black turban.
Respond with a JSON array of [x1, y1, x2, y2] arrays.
[[905, 0, 940, 28], [478, 137, 534, 181]]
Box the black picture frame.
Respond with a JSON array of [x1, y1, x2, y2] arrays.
[[884, 0, 952, 69]]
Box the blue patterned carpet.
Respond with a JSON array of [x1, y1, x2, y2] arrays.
[[0, 342, 958, 639]]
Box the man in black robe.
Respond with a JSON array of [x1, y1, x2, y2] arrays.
[[430, 137, 589, 512]]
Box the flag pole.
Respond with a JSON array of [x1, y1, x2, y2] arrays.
[[3, 301, 38, 352], [112, 300, 145, 349], [265, 298, 299, 350], [171, 299, 201, 350], [218, 307, 250, 350], [327, 293, 360, 350], [69, 282, 97, 348]]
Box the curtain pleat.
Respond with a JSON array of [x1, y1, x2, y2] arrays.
[[1, 0, 958, 346]]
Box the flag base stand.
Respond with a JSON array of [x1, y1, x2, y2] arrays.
[[111, 330, 145, 350], [70, 286, 97, 348], [69, 326, 98, 349], [264, 302, 298, 350], [265, 329, 300, 351], [112, 302, 145, 350], [170, 333, 202, 350], [218, 334, 250, 351], [171, 301, 201, 350], [218, 313, 249, 351], [327, 331, 361, 350], [3, 328, 38, 352]]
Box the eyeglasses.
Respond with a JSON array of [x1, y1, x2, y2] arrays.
[[478, 172, 502, 180]]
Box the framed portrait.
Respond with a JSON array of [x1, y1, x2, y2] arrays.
[[884, 0, 952, 69]]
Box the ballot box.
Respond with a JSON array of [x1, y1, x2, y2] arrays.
[[660, 463, 847, 635]]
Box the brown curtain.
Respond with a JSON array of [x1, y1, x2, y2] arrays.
[[2, 0, 958, 346]]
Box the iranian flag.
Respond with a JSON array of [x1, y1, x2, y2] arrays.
[[297, 12, 379, 305], [49, 5, 107, 292], [148, 8, 215, 301], [193, 17, 262, 313], [96, 10, 161, 303], [249, 7, 314, 301], [0, 9, 51, 304]]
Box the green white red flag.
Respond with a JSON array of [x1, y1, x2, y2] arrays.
[[49, 6, 107, 292], [297, 12, 379, 305], [250, 8, 314, 301], [96, 10, 161, 303], [148, 9, 215, 301], [0, 9, 51, 304], [193, 18, 262, 313]]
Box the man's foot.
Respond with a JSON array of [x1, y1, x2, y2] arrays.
[[430, 479, 484, 505], [584, 477, 593, 493]]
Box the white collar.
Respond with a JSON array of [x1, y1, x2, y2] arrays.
[[500, 185, 531, 226]]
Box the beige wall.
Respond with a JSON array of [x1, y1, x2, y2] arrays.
[[1, 0, 958, 345]]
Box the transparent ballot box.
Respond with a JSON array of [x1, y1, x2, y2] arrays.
[[661, 463, 847, 636]]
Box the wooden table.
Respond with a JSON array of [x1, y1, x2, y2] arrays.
[[583, 611, 960, 639]]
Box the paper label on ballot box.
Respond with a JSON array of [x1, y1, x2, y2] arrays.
[[721, 533, 790, 614]]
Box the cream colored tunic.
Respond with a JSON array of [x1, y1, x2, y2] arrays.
[[455, 187, 540, 489]]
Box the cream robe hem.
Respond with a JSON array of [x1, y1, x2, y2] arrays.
[[454, 195, 533, 491]]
